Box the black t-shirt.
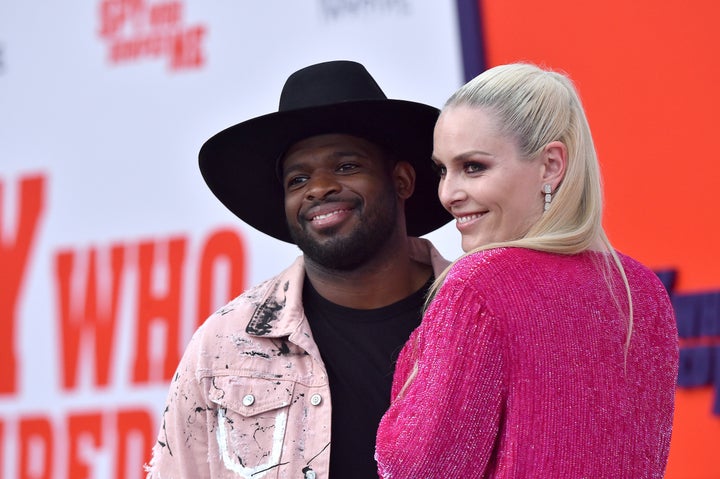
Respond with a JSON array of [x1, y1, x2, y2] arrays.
[[302, 275, 432, 479]]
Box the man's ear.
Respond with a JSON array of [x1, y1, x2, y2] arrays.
[[541, 141, 567, 189], [393, 161, 416, 200]]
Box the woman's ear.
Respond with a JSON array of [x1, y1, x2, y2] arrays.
[[542, 141, 567, 189], [394, 161, 416, 200]]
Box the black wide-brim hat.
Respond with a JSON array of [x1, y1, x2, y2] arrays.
[[199, 60, 451, 244]]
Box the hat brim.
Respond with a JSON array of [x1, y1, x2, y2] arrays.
[[199, 99, 452, 244]]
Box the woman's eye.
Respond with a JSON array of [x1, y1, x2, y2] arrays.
[[465, 162, 487, 174], [431, 163, 446, 177]]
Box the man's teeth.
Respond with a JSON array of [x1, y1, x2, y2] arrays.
[[313, 210, 344, 221]]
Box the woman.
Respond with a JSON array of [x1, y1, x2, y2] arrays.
[[375, 63, 678, 478]]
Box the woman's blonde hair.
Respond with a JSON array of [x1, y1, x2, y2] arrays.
[[401, 63, 633, 396]]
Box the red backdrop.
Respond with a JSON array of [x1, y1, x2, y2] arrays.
[[479, 1, 720, 477]]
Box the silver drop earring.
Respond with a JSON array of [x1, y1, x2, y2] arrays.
[[543, 184, 553, 211]]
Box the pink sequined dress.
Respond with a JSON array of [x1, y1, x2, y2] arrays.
[[375, 248, 678, 478]]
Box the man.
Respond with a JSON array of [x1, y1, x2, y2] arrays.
[[145, 60, 451, 479]]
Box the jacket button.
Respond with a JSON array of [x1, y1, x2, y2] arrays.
[[310, 394, 322, 406], [242, 394, 255, 406]]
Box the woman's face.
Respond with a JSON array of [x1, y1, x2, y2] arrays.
[[433, 105, 548, 252]]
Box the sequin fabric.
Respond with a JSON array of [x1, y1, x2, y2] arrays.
[[375, 248, 679, 478]]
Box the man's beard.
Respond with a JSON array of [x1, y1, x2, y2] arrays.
[[289, 192, 398, 271]]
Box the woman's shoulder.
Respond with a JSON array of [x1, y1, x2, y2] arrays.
[[442, 248, 534, 296], [614, 250, 652, 273], [614, 251, 671, 296], [451, 247, 550, 276]]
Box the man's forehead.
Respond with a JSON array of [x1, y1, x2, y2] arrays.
[[285, 134, 379, 156], [279, 133, 390, 174]]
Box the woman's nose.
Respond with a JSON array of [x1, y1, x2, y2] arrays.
[[438, 175, 466, 209]]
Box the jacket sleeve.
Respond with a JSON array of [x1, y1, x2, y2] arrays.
[[145, 326, 213, 479], [376, 270, 506, 478]]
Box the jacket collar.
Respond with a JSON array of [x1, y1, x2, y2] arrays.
[[245, 237, 451, 341]]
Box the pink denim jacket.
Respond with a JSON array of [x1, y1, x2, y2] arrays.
[[145, 237, 449, 479]]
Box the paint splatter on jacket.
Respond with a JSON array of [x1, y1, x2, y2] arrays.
[[145, 237, 449, 479], [376, 248, 679, 479]]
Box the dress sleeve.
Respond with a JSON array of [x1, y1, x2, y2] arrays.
[[389, 328, 420, 401], [145, 327, 212, 479], [376, 270, 505, 478]]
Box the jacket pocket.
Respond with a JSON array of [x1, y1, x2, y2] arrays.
[[208, 376, 295, 477]]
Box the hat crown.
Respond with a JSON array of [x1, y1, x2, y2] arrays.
[[279, 60, 388, 112]]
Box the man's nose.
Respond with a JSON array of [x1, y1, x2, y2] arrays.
[[305, 170, 341, 200]]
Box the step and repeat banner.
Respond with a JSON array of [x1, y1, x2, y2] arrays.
[[0, 2, 468, 477]]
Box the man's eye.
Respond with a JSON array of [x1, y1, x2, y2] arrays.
[[286, 175, 308, 189], [337, 163, 359, 173]]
